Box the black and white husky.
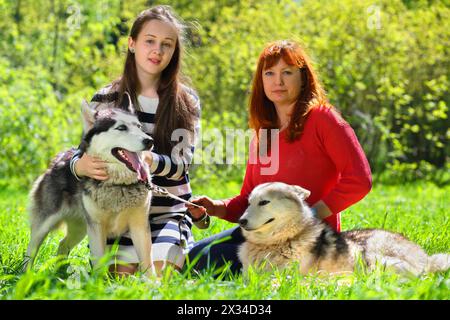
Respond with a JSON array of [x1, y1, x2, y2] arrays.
[[238, 182, 450, 276], [24, 102, 155, 276]]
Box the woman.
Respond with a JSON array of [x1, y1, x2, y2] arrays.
[[71, 5, 201, 275], [187, 40, 372, 274]]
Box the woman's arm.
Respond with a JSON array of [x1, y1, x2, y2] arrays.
[[187, 159, 254, 223], [317, 108, 372, 214]]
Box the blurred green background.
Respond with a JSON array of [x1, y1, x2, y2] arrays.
[[0, 0, 449, 190]]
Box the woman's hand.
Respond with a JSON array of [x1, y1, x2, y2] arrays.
[[311, 200, 333, 220], [186, 196, 227, 219], [74, 153, 109, 180]]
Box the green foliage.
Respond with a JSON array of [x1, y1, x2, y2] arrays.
[[375, 160, 450, 186], [177, 0, 450, 178], [0, 0, 449, 186], [0, 58, 71, 183]]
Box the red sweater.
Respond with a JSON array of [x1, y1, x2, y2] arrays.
[[223, 105, 372, 232]]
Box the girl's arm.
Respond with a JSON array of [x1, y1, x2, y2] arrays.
[[146, 92, 201, 181]]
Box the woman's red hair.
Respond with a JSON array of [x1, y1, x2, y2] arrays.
[[249, 40, 329, 143]]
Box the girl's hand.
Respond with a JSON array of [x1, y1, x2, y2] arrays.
[[143, 151, 153, 166], [74, 153, 109, 181]]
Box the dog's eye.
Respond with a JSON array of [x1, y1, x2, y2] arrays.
[[258, 200, 270, 206], [116, 125, 128, 131]]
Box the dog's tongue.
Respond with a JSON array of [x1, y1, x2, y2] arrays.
[[138, 164, 148, 183], [122, 150, 148, 183]]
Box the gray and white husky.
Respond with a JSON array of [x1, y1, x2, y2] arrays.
[[238, 182, 450, 276], [24, 102, 155, 276]]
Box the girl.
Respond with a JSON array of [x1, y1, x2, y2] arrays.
[[71, 5, 201, 275]]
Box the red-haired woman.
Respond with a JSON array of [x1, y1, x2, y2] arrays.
[[187, 40, 372, 274]]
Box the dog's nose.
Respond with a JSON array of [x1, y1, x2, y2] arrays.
[[238, 218, 248, 228], [143, 138, 153, 150]]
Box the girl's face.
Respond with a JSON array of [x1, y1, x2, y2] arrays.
[[129, 19, 178, 79], [262, 58, 302, 107]]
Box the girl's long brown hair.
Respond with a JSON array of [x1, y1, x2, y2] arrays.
[[113, 5, 197, 155], [249, 40, 329, 144]]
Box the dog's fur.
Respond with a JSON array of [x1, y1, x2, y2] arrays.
[[238, 182, 450, 276], [24, 102, 155, 275]]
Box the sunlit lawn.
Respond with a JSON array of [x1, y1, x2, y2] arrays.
[[0, 180, 448, 299]]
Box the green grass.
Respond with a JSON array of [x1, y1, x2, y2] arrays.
[[0, 181, 449, 300]]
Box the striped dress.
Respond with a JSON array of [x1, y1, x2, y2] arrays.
[[87, 85, 200, 269]]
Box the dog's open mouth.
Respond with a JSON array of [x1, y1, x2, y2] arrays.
[[111, 148, 148, 183]]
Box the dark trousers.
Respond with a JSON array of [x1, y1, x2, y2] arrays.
[[185, 226, 244, 275]]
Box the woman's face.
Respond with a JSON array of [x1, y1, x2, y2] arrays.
[[129, 19, 177, 78], [262, 58, 302, 107]]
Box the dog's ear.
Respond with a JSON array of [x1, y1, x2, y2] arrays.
[[291, 185, 311, 201], [81, 100, 95, 132]]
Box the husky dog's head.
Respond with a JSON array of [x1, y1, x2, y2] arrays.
[[80, 101, 153, 184], [239, 182, 314, 244]]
